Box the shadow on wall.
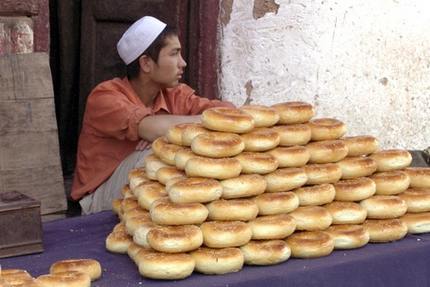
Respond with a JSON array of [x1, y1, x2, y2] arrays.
[[410, 148, 430, 167]]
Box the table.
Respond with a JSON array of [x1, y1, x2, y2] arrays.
[[2, 211, 430, 287]]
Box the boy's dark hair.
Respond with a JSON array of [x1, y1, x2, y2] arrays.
[[126, 25, 178, 79]]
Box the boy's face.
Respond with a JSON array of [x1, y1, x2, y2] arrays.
[[149, 35, 187, 88]]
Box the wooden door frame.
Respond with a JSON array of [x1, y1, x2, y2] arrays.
[[187, 0, 220, 100]]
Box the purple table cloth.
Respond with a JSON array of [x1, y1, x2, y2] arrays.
[[1, 211, 430, 287]]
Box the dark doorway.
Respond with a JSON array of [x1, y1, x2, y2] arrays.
[[49, 0, 220, 184]]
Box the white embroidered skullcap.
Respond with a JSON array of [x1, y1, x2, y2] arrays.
[[117, 16, 167, 65]]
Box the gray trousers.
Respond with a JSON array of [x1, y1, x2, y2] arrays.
[[79, 149, 152, 215]]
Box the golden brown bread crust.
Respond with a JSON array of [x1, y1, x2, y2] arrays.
[[240, 240, 291, 265], [202, 107, 255, 133], [220, 174, 267, 199], [360, 195, 407, 219], [120, 185, 134, 199], [240, 128, 280, 152], [112, 222, 127, 233], [125, 214, 152, 236], [127, 242, 145, 262], [324, 201, 367, 224], [191, 132, 245, 157], [35, 271, 91, 287], [105, 230, 133, 254], [272, 124, 312, 146], [342, 135, 379, 156], [131, 246, 157, 264], [137, 251, 195, 280], [254, 191, 299, 215], [128, 167, 146, 181], [206, 199, 259, 221], [152, 137, 183, 165], [363, 219, 408, 242], [264, 167, 308, 192], [147, 225, 203, 253], [111, 198, 122, 215], [120, 197, 139, 213], [294, 183, 336, 206], [150, 198, 209, 225], [337, 156, 377, 179], [235, 152, 279, 174], [371, 170, 410, 195], [248, 214, 296, 240], [132, 222, 159, 248], [306, 140, 348, 163], [181, 123, 209, 146], [325, 224, 370, 249], [400, 212, 430, 234], [155, 166, 185, 185], [286, 231, 334, 258], [309, 118, 347, 141], [304, 163, 342, 185], [49, 259, 102, 281], [1, 269, 34, 286], [166, 123, 185, 145], [167, 177, 222, 203], [133, 180, 165, 197], [191, 247, 244, 274], [333, 177, 376, 201], [267, 145, 310, 168], [166, 123, 207, 146], [185, 156, 242, 179], [174, 148, 196, 170], [128, 167, 151, 190], [369, 149, 412, 172], [271, 101, 315, 124], [123, 206, 146, 221], [165, 177, 186, 191], [289, 206, 333, 231], [144, 153, 169, 179], [398, 188, 430, 213], [240, 105, 280, 127], [121, 185, 133, 195], [200, 221, 252, 248], [135, 182, 167, 210], [122, 205, 149, 222], [403, 167, 430, 189]]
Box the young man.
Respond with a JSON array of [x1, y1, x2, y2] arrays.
[[71, 16, 233, 214]]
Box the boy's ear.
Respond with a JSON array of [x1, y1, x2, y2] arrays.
[[139, 55, 153, 73]]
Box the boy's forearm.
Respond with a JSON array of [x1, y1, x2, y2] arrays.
[[138, 114, 201, 142]]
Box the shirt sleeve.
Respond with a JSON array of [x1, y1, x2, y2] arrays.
[[84, 89, 151, 141], [168, 84, 235, 115]]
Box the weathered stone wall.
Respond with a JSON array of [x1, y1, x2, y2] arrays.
[[219, 0, 430, 150], [0, 1, 66, 215]]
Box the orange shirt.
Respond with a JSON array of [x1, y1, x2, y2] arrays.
[[71, 77, 233, 200]]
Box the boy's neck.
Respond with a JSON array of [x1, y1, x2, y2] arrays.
[[129, 76, 161, 107]]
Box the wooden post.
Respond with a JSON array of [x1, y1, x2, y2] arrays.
[[0, 53, 67, 215]]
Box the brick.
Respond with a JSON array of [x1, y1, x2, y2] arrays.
[[0, 17, 33, 56], [0, 0, 39, 16], [11, 20, 33, 54]]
